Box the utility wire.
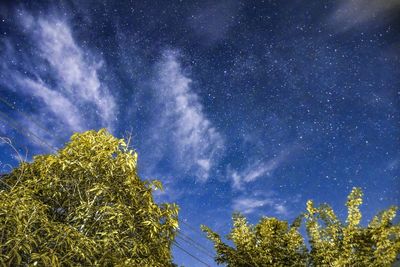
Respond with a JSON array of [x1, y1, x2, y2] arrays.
[[180, 219, 204, 234], [179, 219, 220, 258], [176, 235, 214, 260], [180, 219, 257, 267], [0, 96, 64, 143], [0, 96, 50, 135], [0, 110, 57, 152], [177, 230, 214, 255], [173, 240, 212, 267], [177, 231, 215, 259]]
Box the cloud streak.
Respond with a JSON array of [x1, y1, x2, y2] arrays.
[[329, 0, 400, 31], [32, 17, 116, 128], [0, 12, 116, 148], [229, 145, 297, 190], [151, 50, 224, 181], [232, 196, 289, 216], [18, 78, 84, 131]]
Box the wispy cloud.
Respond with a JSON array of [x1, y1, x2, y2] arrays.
[[19, 78, 84, 131], [232, 196, 289, 216], [329, 0, 400, 31], [150, 50, 224, 181], [32, 17, 116, 128], [0, 11, 116, 148], [229, 145, 297, 190]]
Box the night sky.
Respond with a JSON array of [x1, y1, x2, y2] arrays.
[[0, 1, 399, 266]]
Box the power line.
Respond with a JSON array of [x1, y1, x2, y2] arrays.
[[177, 231, 215, 259], [176, 236, 214, 260], [0, 96, 64, 143], [177, 231, 214, 256], [180, 220, 257, 267], [180, 219, 204, 234], [0, 110, 58, 152], [173, 240, 212, 267], [179, 219, 221, 257], [179, 220, 254, 265]]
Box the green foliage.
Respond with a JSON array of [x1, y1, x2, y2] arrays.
[[0, 129, 179, 266], [306, 187, 400, 266], [201, 214, 307, 266], [202, 188, 400, 266]]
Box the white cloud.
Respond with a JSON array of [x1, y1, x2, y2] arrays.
[[232, 197, 273, 214], [274, 204, 289, 216], [231, 171, 242, 189], [34, 18, 116, 127], [329, 0, 400, 31], [152, 176, 186, 203], [232, 196, 289, 216], [152, 50, 224, 181], [229, 146, 296, 190], [197, 158, 211, 173], [0, 12, 116, 147], [19, 78, 84, 131]]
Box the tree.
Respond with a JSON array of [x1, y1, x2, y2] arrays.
[[201, 214, 307, 266], [0, 129, 179, 266], [305, 188, 400, 266], [202, 188, 400, 266]]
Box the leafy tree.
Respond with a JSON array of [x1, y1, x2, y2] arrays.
[[306, 188, 400, 266], [0, 129, 179, 266], [202, 188, 400, 266], [201, 214, 307, 266]]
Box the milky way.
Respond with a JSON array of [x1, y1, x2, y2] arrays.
[[0, 1, 399, 266]]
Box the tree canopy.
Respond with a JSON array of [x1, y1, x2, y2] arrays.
[[0, 129, 179, 266], [202, 188, 400, 266], [1, 129, 399, 266], [202, 214, 307, 266]]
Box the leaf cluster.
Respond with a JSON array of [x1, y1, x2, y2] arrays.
[[0, 129, 179, 266], [202, 188, 400, 267]]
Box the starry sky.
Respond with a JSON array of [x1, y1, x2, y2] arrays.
[[0, 0, 399, 266]]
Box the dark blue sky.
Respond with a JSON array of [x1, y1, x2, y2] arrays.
[[0, 1, 399, 266]]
